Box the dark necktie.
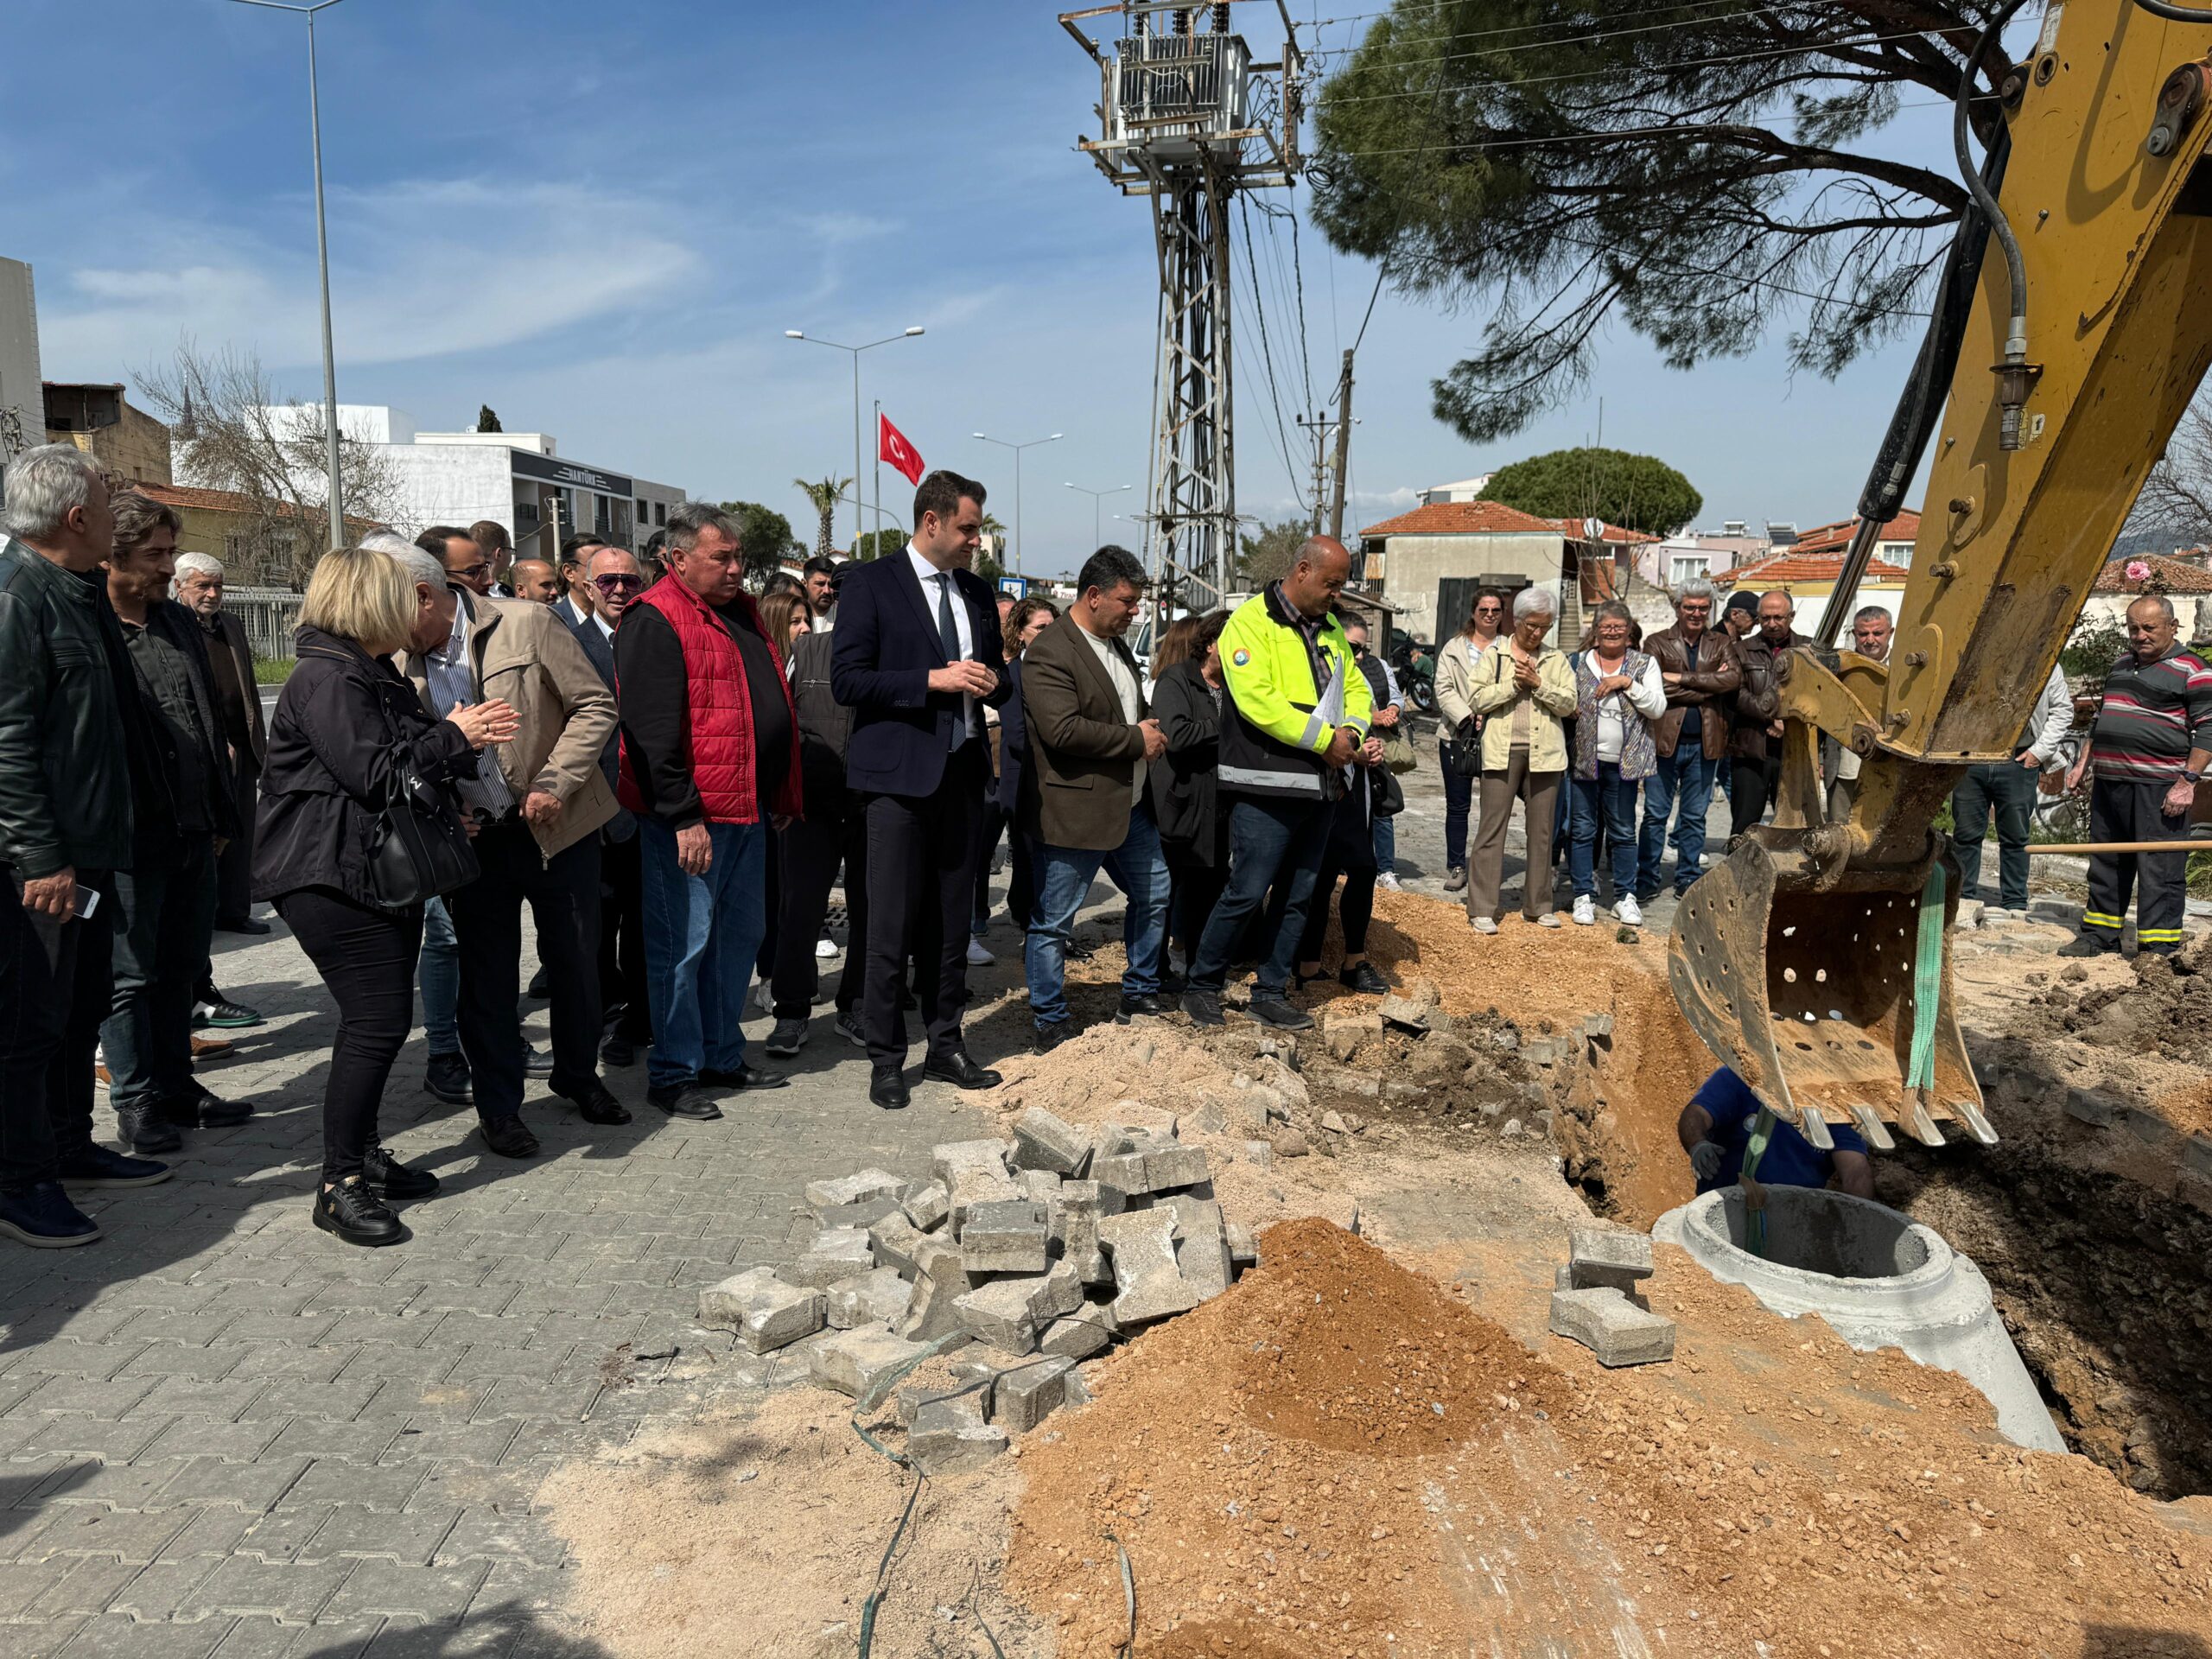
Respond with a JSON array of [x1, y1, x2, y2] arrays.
[[937, 573, 969, 750]]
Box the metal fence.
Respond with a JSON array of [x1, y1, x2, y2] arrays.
[[226, 587, 305, 663]]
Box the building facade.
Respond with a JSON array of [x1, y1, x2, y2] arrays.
[[43, 383, 175, 486], [0, 257, 41, 465], [1357, 499, 1570, 643]]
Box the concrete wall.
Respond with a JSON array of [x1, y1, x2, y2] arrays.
[[380, 445, 517, 538], [52, 401, 174, 486], [0, 257, 42, 461], [1372, 531, 1566, 641]]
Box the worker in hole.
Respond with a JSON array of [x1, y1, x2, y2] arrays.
[[1677, 1065, 1874, 1200]]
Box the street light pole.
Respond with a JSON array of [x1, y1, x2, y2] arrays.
[[1065, 481, 1134, 550], [972, 431, 1062, 578], [785, 326, 925, 555], [233, 0, 347, 551]]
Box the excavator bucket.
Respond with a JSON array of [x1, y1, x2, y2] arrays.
[[1666, 836, 1995, 1152]]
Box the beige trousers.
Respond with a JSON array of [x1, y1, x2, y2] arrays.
[[1467, 746, 1562, 921]]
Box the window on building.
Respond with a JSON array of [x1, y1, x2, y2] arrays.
[[655, 501, 668, 526], [594, 494, 613, 534], [1670, 555, 1712, 585], [1879, 542, 1913, 568], [636, 498, 648, 522]]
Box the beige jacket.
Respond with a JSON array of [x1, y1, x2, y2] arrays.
[[401, 595, 619, 859], [1468, 640, 1578, 772], [1434, 633, 1494, 734]]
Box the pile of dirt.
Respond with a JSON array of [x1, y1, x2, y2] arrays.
[[1013, 1220, 2212, 1657]]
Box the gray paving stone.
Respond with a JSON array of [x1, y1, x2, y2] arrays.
[[321, 1558, 490, 1623], [191, 1554, 355, 1621], [55, 1612, 232, 1657]]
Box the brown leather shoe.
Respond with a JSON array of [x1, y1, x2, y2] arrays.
[[192, 1034, 235, 1060]]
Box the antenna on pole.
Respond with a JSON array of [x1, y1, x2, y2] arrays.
[[1062, 0, 1303, 608]]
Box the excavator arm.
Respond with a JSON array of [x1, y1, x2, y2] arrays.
[[1670, 0, 2212, 1151]]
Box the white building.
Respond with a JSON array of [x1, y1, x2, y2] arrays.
[[1416, 474, 1495, 506], [254, 404, 687, 555], [0, 257, 43, 461]]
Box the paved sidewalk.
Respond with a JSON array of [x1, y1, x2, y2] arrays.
[[0, 916, 1006, 1656]]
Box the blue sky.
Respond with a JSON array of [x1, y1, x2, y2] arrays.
[[1, 0, 1975, 573]]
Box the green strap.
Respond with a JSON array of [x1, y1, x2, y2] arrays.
[[1741, 1107, 1775, 1257], [1905, 860, 1947, 1095]]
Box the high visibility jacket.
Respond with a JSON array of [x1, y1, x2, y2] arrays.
[[1216, 584, 1372, 799]]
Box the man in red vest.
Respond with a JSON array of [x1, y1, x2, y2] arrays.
[[615, 504, 804, 1119]]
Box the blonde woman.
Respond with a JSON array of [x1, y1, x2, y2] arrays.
[[253, 546, 515, 1246]]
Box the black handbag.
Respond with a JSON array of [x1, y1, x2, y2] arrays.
[[359, 681, 480, 911], [1444, 715, 1484, 779]]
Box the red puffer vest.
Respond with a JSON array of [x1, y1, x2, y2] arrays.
[[616, 578, 804, 825]]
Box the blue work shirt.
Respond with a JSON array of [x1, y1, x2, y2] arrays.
[[1691, 1066, 1866, 1194]]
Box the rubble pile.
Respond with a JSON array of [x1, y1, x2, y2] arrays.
[[695, 1108, 1262, 1474], [1547, 1224, 1676, 1367]]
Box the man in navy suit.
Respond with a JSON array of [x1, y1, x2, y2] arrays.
[[831, 470, 1010, 1109], [572, 546, 652, 1068]]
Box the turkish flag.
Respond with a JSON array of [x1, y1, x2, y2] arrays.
[[879, 414, 925, 486]]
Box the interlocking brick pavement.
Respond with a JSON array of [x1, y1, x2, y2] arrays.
[[0, 909, 1009, 1656]]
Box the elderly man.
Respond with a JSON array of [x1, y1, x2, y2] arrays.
[[2064, 594, 2212, 957], [388, 537, 629, 1151], [1019, 545, 1171, 1054], [831, 472, 1010, 1109], [573, 544, 652, 1067], [100, 492, 250, 1155], [616, 504, 803, 1116], [469, 519, 517, 598], [172, 553, 270, 938], [421, 526, 493, 599], [511, 559, 560, 604], [1637, 579, 1741, 904], [1824, 606, 1894, 822], [1952, 658, 2073, 918], [1181, 536, 1372, 1031], [0, 447, 174, 1246], [1726, 589, 1803, 839]]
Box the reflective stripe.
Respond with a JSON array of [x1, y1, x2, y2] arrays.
[[2139, 928, 2185, 942], [1297, 712, 1325, 751], [2082, 911, 2126, 927], [1217, 764, 1322, 793]]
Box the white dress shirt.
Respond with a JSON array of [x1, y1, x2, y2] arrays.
[[907, 543, 976, 747], [423, 595, 515, 817], [1077, 621, 1147, 802]]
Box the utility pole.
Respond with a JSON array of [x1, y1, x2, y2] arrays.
[[1327, 348, 1354, 543], [1294, 407, 1343, 537]]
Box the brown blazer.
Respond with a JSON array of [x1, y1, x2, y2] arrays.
[[1018, 613, 1148, 853], [400, 594, 619, 859], [207, 608, 268, 768], [1643, 623, 1744, 761]]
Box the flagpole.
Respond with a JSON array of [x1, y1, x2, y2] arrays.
[[873, 398, 882, 561]]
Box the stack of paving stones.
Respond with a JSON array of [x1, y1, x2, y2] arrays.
[[1548, 1224, 1675, 1367], [695, 1106, 1258, 1473]]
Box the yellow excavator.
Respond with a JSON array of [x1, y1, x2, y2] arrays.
[[1669, 0, 2212, 1153]]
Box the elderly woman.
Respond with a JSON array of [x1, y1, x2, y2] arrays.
[[1465, 586, 1578, 933], [254, 545, 515, 1246], [1567, 601, 1666, 927]]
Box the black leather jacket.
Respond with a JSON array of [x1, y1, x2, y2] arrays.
[[251, 627, 480, 909], [0, 536, 135, 878]]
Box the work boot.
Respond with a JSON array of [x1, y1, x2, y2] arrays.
[[1033, 1019, 1077, 1055], [2056, 933, 2116, 958]]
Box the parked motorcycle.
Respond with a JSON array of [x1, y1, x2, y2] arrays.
[[1389, 635, 1439, 715]]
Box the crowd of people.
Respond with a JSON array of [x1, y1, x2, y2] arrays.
[[2, 435, 2204, 1252]]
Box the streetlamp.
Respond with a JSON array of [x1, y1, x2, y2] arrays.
[[232, 0, 347, 551], [785, 326, 925, 555], [1065, 480, 1133, 549], [972, 431, 1062, 578]]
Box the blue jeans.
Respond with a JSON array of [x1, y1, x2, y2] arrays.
[[418, 896, 459, 1054], [1026, 804, 1170, 1029], [1637, 747, 1719, 899], [1190, 795, 1331, 999], [1570, 765, 1641, 899], [639, 817, 767, 1089], [1371, 813, 1395, 876]]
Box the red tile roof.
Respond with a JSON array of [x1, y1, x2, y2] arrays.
[[135, 480, 260, 514], [2092, 552, 2212, 595], [1360, 499, 1564, 538], [1549, 517, 1660, 543], [1712, 552, 1912, 585], [1787, 510, 1922, 558]]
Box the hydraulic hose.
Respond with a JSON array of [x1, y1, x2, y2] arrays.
[[1956, 2, 2035, 448], [2133, 0, 2212, 20]]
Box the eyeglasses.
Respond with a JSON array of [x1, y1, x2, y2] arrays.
[[593, 573, 644, 594], [449, 563, 490, 582]]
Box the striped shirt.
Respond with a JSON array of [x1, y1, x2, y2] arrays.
[[2088, 645, 2212, 783]]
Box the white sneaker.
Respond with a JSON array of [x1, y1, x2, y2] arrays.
[[1375, 872, 1402, 892], [815, 935, 839, 959], [1615, 894, 1643, 927], [966, 938, 995, 966], [1572, 895, 1596, 926], [1470, 916, 1499, 935], [1535, 912, 1563, 929]]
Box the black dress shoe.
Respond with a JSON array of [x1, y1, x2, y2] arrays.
[[523, 1046, 554, 1079], [599, 1035, 639, 1068], [425, 1051, 474, 1105], [922, 1051, 1001, 1090], [869, 1065, 910, 1110], [1247, 995, 1316, 1031], [698, 1062, 790, 1091], [114, 1109, 182, 1154], [556, 1081, 632, 1124], [1116, 992, 1172, 1023], [1032, 1020, 1076, 1055], [646, 1083, 723, 1121], [314, 1179, 405, 1247], [1180, 988, 1224, 1027], [1339, 961, 1391, 996], [477, 1115, 540, 1159], [186, 1091, 253, 1128], [364, 1145, 440, 1200], [213, 916, 273, 937], [525, 966, 550, 999]]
